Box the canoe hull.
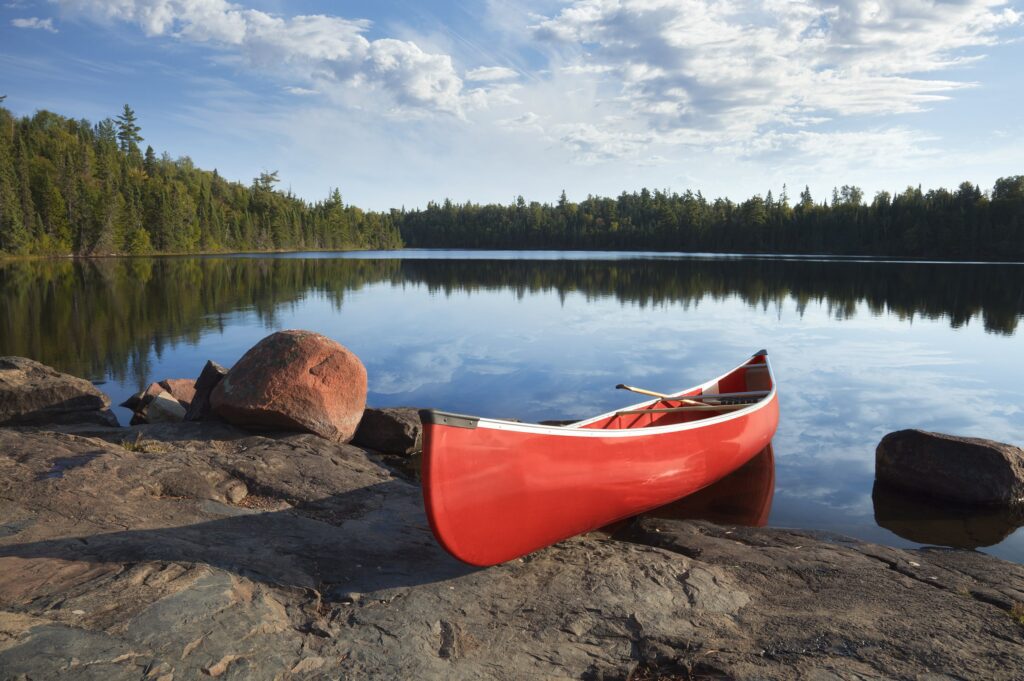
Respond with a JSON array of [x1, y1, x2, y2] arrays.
[[421, 355, 779, 566]]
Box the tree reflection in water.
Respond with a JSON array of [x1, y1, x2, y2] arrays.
[[2, 255, 1021, 386]]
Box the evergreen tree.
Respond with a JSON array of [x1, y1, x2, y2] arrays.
[[143, 145, 157, 177], [115, 104, 143, 153]]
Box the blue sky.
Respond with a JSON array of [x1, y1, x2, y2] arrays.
[[2, 0, 1022, 209]]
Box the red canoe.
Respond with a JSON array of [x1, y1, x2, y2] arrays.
[[420, 350, 779, 566]]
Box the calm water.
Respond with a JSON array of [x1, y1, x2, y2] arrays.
[[2, 250, 1023, 562]]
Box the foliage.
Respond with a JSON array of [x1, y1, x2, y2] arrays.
[[2, 104, 1022, 260], [1011, 602, 1024, 626], [398, 181, 1024, 260], [0, 106, 403, 255]]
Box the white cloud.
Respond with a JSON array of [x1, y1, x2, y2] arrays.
[[532, 0, 1021, 157], [46, 0, 1024, 195], [554, 122, 655, 163], [498, 111, 544, 132], [58, 0, 471, 116], [11, 17, 58, 32], [465, 66, 519, 81]]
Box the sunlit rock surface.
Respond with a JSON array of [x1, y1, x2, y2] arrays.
[[0, 356, 116, 427], [878, 429, 1024, 507], [0, 419, 1021, 679], [211, 330, 368, 443]]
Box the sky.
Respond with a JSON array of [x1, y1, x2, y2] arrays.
[[1, 0, 1022, 210]]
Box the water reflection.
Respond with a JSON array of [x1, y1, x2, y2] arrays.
[[1, 255, 1021, 385], [642, 444, 775, 527], [873, 483, 1024, 549]]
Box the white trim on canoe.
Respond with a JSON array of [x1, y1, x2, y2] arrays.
[[426, 351, 777, 439]]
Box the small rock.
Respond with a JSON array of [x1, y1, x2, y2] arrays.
[[157, 469, 219, 502], [210, 330, 367, 442], [123, 382, 166, 415], [876, 429, 1024, 506], [185, 361, 228, 422], [145, 392, 187, 423], [119, 390, 146, 411], [159, 378, 197, 407], [220, 479, 249, 504], [0, 356, 113, 427], [353, 407, 422, 455]]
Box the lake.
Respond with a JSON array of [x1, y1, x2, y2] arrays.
[[2, 250, 1023, 562]]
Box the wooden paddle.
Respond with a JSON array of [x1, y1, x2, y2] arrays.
[[616, 384, 704, 406], [616, 384, 770, 407]]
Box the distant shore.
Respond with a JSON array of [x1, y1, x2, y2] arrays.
[[3, 246, 1024, 264]]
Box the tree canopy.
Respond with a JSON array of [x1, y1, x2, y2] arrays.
[[396, 179, 1024, 260], [1, 103, 1021, 260], [0, 105, 402, 255]]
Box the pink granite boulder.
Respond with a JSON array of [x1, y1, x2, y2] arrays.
[[210, 330, 367, 442]]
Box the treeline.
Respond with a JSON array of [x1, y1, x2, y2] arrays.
[[398, 182, 1024, 260], [0, 105, 402, 255], [3, 103, 1023, 259]]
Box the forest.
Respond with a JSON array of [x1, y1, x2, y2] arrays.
[[398, 182, 1024, 260], [1, 103, 1022, 259], [0, 105, 403, 255]]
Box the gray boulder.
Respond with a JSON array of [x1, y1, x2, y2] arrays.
[[185, 360, 228, 422], [353, 407, 422, 455], [0, 356, 116, 427], [145, 392, 187, 423], [876, 429, 1024, 506]]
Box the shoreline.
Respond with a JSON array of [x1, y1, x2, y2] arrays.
[[0, 351, 1022, 678], [3, 246, 1024, 265]]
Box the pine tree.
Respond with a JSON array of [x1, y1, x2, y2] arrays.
[[143, 145, 157, 177], [115, 104, 143, 153], [0, 116, 27, 252]]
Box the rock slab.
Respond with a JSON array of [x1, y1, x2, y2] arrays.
[[210, 330, 367, 442], [0, 424, 1022, 680], [877, 429, 1024, 506], [0, 356, 116, 427], [354, 407, 422, 455]]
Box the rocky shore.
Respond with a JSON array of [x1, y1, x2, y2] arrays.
[[1, 355, 1023, 679]]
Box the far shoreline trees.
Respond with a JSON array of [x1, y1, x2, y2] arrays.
[[397, 179, 1024, 260], [0, 103, 1021, 260]]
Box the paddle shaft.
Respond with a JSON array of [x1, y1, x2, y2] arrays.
[[616, 384, 703, 407], [617, 403, 752, 415], [616, 385, 770, 402]]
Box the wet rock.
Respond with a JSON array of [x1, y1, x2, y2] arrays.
[[353, 407, 422, 455], [125, 381, 196, 425], [876, 429, 1024, 506], [185, 360, 228, 422], [0, 356, 114, 427], [211, 330, 367, 442], [143, 392, 186, 423], [119, 390, 145, 412], [158, 379, 196, 407]]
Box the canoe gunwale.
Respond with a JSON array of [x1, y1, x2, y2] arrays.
[[420, 350, 776, 440]]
